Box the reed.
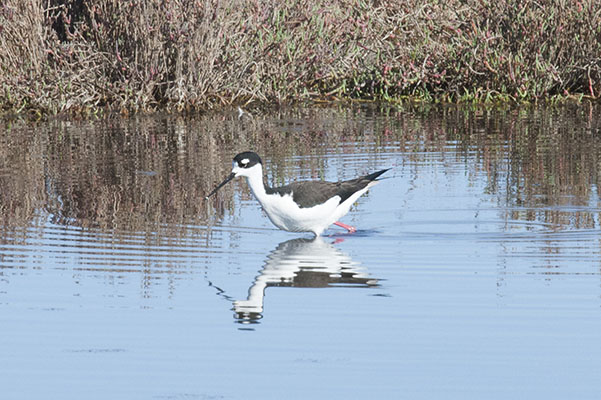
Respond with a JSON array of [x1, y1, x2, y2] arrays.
[[1, 0, 600, 116]]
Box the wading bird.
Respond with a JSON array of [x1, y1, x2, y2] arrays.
[[206, 152, 389, 236]]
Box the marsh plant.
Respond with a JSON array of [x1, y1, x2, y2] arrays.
[[1, 0, 600, 116]]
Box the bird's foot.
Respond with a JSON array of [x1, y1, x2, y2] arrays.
[[334, 221, 357, 233]]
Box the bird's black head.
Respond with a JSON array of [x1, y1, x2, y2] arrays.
[[205, 151, 263, 200], [233, 151, 263, 169]]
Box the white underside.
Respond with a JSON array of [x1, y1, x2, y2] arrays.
[[233, 163, 377, 236], [258, 185, 374, 235]]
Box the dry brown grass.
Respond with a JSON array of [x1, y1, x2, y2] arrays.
[[1, 0, 600, 117]]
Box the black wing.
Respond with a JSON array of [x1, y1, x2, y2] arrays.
[[267, 168, 389, 208]]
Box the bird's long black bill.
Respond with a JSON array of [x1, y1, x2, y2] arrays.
[[205, 172, 235, 199]]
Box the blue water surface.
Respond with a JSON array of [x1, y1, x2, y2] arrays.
[[1, 105, 601, 399]]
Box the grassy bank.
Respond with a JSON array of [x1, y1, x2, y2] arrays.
[[1, 0, 600, 116]]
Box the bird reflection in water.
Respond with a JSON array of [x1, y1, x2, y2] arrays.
[[234, 237, 379, 324]]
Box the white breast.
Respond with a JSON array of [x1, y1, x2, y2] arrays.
[[259, 192, 342, 234], [242, 167, 378, 236]]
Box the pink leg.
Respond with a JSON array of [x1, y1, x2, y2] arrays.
[[334, 221, 357, 233]]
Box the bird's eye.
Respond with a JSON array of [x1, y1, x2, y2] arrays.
[[240, 158, 250, 167]]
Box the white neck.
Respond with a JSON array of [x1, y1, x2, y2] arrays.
[[243, 164, 267, 203]]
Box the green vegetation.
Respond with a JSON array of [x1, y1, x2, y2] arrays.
[[1, 0, 600, 116]]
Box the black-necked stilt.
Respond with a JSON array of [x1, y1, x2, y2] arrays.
[[205, 151, 389, 236]]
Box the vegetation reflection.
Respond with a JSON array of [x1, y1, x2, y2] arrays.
[[1, 104, 600, 239]]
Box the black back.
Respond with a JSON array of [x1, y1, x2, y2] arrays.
[[266, 169, 390, 208]]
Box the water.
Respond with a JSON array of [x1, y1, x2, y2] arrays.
[[1, 104, 601, 399]]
